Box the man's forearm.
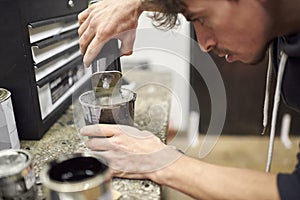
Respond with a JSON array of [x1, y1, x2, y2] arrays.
[[152, 155, 280, 200]]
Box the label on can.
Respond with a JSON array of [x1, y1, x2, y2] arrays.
[[24, 168, 36, 190], [0, 88, 20, 150]]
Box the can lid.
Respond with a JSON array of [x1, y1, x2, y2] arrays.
[[0, 88, 10, 102], [0, 149, 31, 178]]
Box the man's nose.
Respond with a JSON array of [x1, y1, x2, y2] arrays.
[[193, 23, 216, 52], [199, 38, 216, 52]]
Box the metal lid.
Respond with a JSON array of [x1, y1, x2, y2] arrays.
[[0, 88, 10, 102], [0, 149, 31, 178]]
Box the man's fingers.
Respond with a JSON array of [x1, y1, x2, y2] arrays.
[[85, 137, 115, 151], [78, 15, 91, 37], [78, 2, 99, 25], [78, 8, 90, 26], [82, 33, 107, 66], [80, 124, 121, 137], [82, 12, 118, 66], [120, 31, 136, 56], [79, 26, 96, 57]]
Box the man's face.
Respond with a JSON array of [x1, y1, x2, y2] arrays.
[[184, 0, 273, 64]]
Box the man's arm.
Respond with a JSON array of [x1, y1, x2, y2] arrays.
[[152, 154, 280, 200], [81, 124, 280, 200]]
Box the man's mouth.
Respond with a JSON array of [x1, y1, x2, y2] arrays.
[[217, 53, 234, 62], [215, 49, 233, 62]]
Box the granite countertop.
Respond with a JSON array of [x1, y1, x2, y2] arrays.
[[21, 69, 172, 199]]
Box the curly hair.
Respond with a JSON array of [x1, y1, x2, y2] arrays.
[[141, 0, 187, 29]]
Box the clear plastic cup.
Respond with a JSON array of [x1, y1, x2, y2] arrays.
[[79, 88, 136, 126]]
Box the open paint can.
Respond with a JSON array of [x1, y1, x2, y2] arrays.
[[40, 152, 112, 200]]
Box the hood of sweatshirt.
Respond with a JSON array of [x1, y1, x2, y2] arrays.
[[272, 33, 300, 112]]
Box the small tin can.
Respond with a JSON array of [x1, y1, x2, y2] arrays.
[[0, 88, 20, 150], [0, 149, 37, 199], [40, 152, 112, 200]]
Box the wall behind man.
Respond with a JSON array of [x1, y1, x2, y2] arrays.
[[121, 12, 191, 134]]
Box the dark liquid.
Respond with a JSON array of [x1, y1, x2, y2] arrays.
[[84, 99, 135, 126], [49, 156, 108, 182]]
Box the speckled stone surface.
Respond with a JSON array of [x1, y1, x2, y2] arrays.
[[20, 70, 172, 200]]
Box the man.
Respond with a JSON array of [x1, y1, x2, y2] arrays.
[[78, 0, 300, 199]]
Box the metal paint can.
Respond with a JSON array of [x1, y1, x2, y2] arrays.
[[0, 149, 37, 199], [40, 152, 112, 200], [0, 88, 20, 150]]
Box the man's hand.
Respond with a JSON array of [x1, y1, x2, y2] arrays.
[[80, 124, 183, 180], [78, 0, 143, 67]]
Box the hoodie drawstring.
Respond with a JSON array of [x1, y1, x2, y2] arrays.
[[262, 46, 274, 136], [265, 51, 288, 172]]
